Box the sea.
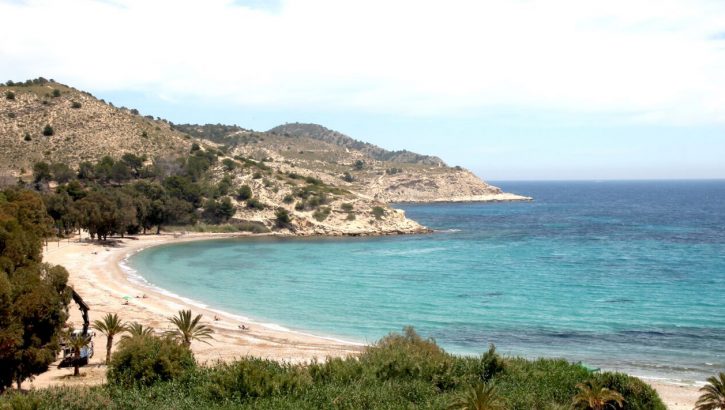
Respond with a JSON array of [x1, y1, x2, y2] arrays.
[[127, 180, 725, 383]]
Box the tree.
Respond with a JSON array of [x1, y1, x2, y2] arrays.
[[447, 382, 505, 410], [32, 161, 51, 183], [695, 372, 725, 410], [92, 313, 127, 365], [353, 160, 364, 170], [0, 189, 70, 391], [120, 153, 145, 177], [572, 380, 625, 410], [50, 163, 75, 183], [122, 322, 154, 340], [64, 331, 92, 376], [167, 310, 214, 348]]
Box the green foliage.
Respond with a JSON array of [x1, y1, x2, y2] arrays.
[[237, 184, 252, 201], [0, 327, 666, 409], [246, 197, 265, 210], [572, 379, 625, 410], [312, 207, 331, 222], [354, 159, 365, 170], [695, 372, 725, 410], [42, 124, 54, 136], [221, 158, 237, 171], [167, 310, 214, 348], [202, 197, 235, 223], [51, 89, 61, 97], [32, 161, 51, 183], [50, 162, 75, 183], [275, 207, 291, 227], [282, 194, 294, 204], [92, 313, 127, 365], [23, 133, 31, 142], [448, 382, 506, 410], [0, 189, 70, 391], [4, 90, 15, 100], [341, 202, 354, 212], [372, 205, 386, 219], [108, 334, 195, 387], [596, 372, 666, 410], [71, 101, 82, 109]]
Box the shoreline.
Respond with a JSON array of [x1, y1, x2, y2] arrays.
[[32, 232, 701, 408]]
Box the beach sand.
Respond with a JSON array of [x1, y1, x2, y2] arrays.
[[27, 233, 701, 408]]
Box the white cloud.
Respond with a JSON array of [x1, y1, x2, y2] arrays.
[[2, 0, 725, 124]]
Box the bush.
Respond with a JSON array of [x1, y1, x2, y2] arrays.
[[282, 194, 294, 204], [108, 335, 195, 387], [51, 89, 61, 97], [5, 90, 15, 100], [597, 372, 667, 410], [23, 133, 31, 141], [71, 101, 82, 109], [222, 158, 237, 171], [341, 203, 354, 212], [246, 197, 265, 210], [237, 185, 252, 200], [372, 206, 386, 219], [312, 207, 331, 222], [275, 207, 291, 227], [294, 201, 305, 211], [42, 124, 54, 136]]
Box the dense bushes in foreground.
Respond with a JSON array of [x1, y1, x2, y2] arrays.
[[0, 328, 665, 410]]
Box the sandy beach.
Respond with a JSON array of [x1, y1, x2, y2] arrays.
[[28, 233, 701, 409]]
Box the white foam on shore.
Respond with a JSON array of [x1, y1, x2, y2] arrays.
[[118, 246, 365, 347]]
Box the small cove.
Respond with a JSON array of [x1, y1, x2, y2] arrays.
[[127, 180, 725, 382]]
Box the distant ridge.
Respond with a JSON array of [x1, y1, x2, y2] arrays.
[[268, 123, 446, 167]]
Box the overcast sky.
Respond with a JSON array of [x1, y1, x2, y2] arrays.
[[2, 0, 725, 180]]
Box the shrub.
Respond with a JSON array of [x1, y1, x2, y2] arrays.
[[294, 202, 305, 211], [5, 90, 15, 100], [222, 158, 237, 171], [354, 160, 365, 170], [190, 143, 200, 152], [108, 335, 195, 387], [23, 133, 31, 141], [282, 194, 294, 204], [342, 172, 355, 182], [372, 206, 386, 219], [341, 203, 354, 212], [51, 89, 61, 97], [312, 207, 331, 222], [71, 101, 82, 109], [237, 185, 252, 200], [246, 197, 265, 210], [275, 207, 290, 227], [596, 372, 666, 410], [42, 124, 54, 136], [7, 112, 15, 118]]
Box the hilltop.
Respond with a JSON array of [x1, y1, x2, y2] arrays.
[[1, 79, 528, 235]]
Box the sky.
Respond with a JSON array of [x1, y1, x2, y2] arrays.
[[1, 0, 725, 180]]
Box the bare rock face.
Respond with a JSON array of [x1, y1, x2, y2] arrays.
[[352, 166, 528, 203]]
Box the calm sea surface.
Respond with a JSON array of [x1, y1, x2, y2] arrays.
[[128, 180, 725, 382]]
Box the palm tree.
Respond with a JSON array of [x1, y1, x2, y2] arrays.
[[448, 382, 505, 410], [167, 310, 214, 348], [122, 322, 155, 340], [572, 380, 625, 410], [65, 332, 92, 376], [92, 313, 127, 364], [695, 372, 725, 410]]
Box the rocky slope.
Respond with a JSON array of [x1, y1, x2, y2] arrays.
[[0, 79, 527, 236], [0, 79, 192, 175]]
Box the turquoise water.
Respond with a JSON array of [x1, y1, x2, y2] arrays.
[[128, 181, 725, 382]]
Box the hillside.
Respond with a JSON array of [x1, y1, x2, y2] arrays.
[[0, 79, 528, 235], [178, 122, 531, 203], [0, 79, 193, 177]]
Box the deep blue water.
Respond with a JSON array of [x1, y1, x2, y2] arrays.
[[128, 180, 725, 382]]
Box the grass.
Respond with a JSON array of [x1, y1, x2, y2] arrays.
[[0, 328, 665, 410]]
